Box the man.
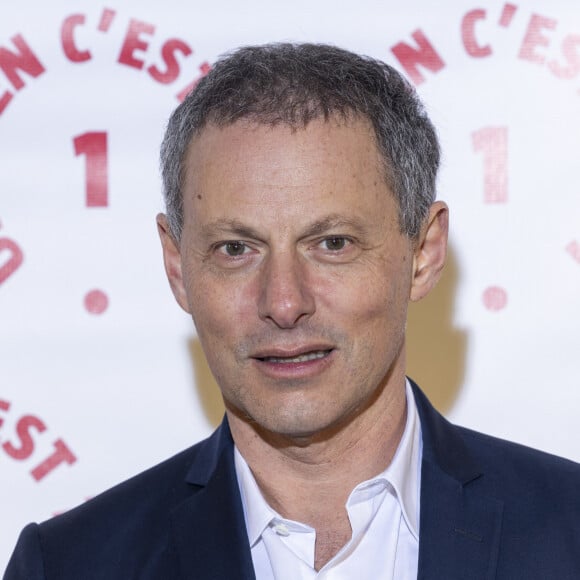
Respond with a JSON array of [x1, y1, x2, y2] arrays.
[[4, 43, 580, 579]]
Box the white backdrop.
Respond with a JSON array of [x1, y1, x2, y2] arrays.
[[1, 0, 579, 568]]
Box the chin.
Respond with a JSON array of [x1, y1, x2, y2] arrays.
[[253, 406, 351, 442]]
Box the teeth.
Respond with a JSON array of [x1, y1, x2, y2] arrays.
[[264, 350, 329, 363]]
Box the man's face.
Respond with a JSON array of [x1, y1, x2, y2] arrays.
[[160, 117, 433, 439]]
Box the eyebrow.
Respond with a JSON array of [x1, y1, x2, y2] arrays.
[[301, 214, 368, 238], [201, 214, 368, 240], [200, 219, 263, 240]]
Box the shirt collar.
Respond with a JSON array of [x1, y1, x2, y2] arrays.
[[234, 445, 279, 546], [377, 377, 422, 538], [234, 379, 422, 545]]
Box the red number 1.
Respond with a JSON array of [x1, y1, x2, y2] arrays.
[[73, 132, 109, 207], [471, 126, 508, 203]]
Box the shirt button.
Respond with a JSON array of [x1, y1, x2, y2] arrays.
[[273, 522, 290, 537]]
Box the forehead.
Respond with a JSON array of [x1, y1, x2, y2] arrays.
[[181, 117, 396, 230], [186, 116, 383, 179]]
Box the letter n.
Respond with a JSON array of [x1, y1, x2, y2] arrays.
[[391, 30, 445, 85], [0, 34, 46, 91]]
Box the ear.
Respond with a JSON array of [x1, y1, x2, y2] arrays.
[[156, 214, 191, 313], [410, 201, 449, 302]]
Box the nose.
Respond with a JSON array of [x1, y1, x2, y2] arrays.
[[258, 250, 315, 328]]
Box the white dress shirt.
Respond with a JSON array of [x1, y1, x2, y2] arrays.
[[234, 380, 422, 580]]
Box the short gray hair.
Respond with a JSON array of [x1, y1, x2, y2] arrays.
[[160, 42, 440, 240]]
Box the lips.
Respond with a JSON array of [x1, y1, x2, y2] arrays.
[[258, 350, 331, 364]]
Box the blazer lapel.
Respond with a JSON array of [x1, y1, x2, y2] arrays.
[[170, 419, 256, 580], [412, 382, 504, 580]]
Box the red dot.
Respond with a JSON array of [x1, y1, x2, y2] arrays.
[[482, 286, 507, 311], [84, 289, 109, 314]]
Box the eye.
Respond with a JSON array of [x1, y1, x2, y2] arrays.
[[321, 236, 350, 251], [219, 241, 249, 256]]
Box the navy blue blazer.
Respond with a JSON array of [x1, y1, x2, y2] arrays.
[[5, 381, 580, 579]]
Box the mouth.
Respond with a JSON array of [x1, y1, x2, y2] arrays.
[[256, 349, 332, 364]]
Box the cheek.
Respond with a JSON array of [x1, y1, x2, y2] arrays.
[[188, 273, 257, 341], [319, 259, 410, 319], [331, 271, 411, 371]]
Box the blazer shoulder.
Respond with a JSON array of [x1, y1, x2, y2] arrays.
[[5, 426, 227, 580], [412, 380, 580, 519], [412, 379, 580, 493], [454, 423, 580, 512], [43, 426, 222, 534], [458, 424, 580, 478]]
